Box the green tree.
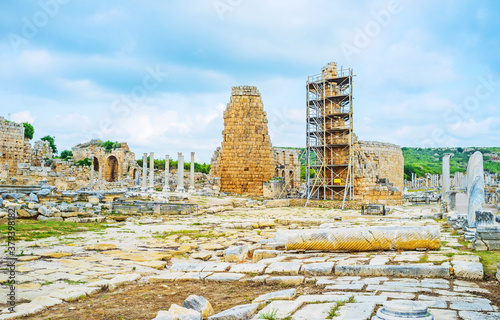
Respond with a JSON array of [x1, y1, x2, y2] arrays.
[[22, 122, 34, 140], [41, 135, 57, 154], [60, 150, 73, 160]]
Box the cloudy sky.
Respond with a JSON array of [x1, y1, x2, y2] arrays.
[[1, 0, 499, 162]]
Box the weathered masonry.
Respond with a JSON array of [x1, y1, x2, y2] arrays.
[[72, 140, 139, 182], [213, 86, 275, 196]]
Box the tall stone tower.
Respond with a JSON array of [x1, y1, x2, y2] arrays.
[[217, 86, 275, 196]]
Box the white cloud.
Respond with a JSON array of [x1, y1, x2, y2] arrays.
[[11, 110, 35, 123]]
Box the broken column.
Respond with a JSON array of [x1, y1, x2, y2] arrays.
[[90, 153, 94, 188], [467, 151, 485, 227], [189, 152, 195, 192], [473, 210, 500, 251], [149, 152, 154, 188], [442, 154, 452, 203], [163, 154, 169, 192], [98, 166, 103, 189], [176, 152, 184, 192], [276, 226, 441, 252], [142, 153, 147, 188]]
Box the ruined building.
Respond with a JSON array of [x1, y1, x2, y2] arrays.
[[0, 117, 51, 175], [211, 86, 275, 196], [306, 63, 403, 204], [274, 148, 301, 190], [72, 140, 139, 182]]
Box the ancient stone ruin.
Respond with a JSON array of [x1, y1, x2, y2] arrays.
[[212, 86, 275, 196], [72, 140, 139, 183]]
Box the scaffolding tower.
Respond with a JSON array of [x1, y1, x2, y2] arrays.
[[306, 62, 354, 203]]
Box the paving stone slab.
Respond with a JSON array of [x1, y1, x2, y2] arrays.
[[300, 262, 334, 276], [177, 272, 213, 281], [253, 288, 296, 303], [265, 262, 301, 275], [452, 261, 484, 280], [294, 294, 351, 304], [454, 286, 490, 294], [291, 302, 337, 320], [171, 263, 207, 273], [208, 303, 259, 320], [450, 301, 493, 311], [383, 280, 449, 289], [428, 309, 458, 320], [324, 282, 364, 291], [335, 265, 450, 278], [229, 263, 266, 274], [148, 272, 186, 283], [366, 284, 432, 293], [379, 292, 415, 300], [201, 263, 231, 273], [205, 273, 245, 282], [256, 300, 303, 319], [418, 294, 491, 304], [265, 276, 304, 286], [459, 311, 500, 320], [335, 302, 376, 320]]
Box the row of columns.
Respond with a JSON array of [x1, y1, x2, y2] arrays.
[[139, 151, 196, 193]]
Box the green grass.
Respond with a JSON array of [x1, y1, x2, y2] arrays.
[[326, 300, 347, 319], [258, 308, 278, 320], [418, 255, 429, 263], [474, 251, 500, 277], [0, 220, 111, 242]]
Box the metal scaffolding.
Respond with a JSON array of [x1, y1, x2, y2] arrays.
[[306, 62, 354, 205]]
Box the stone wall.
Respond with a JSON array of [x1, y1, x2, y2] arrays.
[[72, 140, 139, 182], [0, 117, 31, 174], [353, 140, 404, 203], [216, 86, 275, 196]]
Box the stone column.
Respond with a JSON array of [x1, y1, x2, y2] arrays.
[[442, 154, 452, 203], [90, 154, 94, 188], [142, 153, 147, 187], [163, 155, 170, 192], [176, 152, 184, 192], [135, 170, 140, 186], [149, 152, 154, 188], [98, 166, 103, 189], [189, 152, 195, 192]]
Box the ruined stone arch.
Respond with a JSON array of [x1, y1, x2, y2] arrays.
[[105, 155, 119, 182]]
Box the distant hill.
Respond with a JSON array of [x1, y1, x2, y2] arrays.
[[277, 146, 500, 181], [402, 147, 500, 180]]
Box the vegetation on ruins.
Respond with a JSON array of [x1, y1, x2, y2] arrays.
[[60, 150, 73, 160], [99, 140, 122, 152], [22, 122, 34, 140], [402, 147, 500, 179], [75, 157, 92, 166], [136, 157, 211, 174], [41, 135, 57, 154]]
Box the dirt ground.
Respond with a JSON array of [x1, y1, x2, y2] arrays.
[[24, 279, 500, 320], [27, 282, 323, 320]]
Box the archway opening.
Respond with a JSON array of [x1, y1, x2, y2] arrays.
[[289, 170, 294, 188], [93, 157, 99, 172], [105, 156, 119, 182]]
